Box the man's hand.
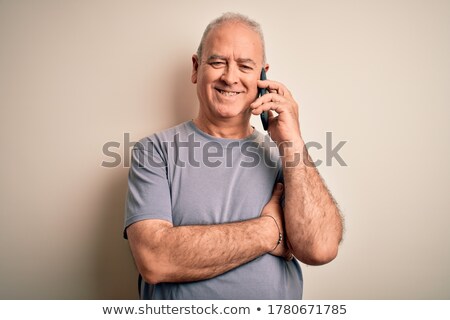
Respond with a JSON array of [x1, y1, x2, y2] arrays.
[[250, 80, 302, 145], [252, 78, 343, 266], [260, 183, 294, 260]]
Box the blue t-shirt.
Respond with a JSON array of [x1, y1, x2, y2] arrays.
[[124, 121, 303, 299]]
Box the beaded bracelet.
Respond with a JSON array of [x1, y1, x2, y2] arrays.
[[264, 215, 283, 252]]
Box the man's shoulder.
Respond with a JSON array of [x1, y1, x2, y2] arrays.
[[135, 121, 193, 150]]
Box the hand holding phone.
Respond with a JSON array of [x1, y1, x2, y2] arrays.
[[258, 68, 269, 130]]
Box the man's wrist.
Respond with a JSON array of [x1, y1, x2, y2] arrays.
[[278, 139, 310, 169], [261, 215, 282, 252], [278, 138, 304, 155]]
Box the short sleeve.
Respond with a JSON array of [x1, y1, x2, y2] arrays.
[[123, 140, 173, 239]]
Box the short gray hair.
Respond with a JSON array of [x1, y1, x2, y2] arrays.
[[196, 12, 266, 64]]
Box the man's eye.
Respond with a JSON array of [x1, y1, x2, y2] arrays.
[[210, 62, 225, 68], [240, 65, 253, 71]]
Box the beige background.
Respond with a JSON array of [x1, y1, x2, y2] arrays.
[[1, 0, 449, 299]]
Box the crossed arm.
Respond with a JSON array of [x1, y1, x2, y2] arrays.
[[126, 184, 289, 285], [281, 141, 343, 265], [127, 79, 343, 285], [250, 79, 344, 265]]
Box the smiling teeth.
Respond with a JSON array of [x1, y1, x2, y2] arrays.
[[219, 90, 238, 96]]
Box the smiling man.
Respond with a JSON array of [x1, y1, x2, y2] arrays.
[[192, 21, 262, 130], [124, 12, 343, 300]]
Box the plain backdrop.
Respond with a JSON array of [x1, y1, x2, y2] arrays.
[[1, 0, 449, 299]]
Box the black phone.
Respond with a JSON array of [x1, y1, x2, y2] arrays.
[[258, 68, 269, 130]]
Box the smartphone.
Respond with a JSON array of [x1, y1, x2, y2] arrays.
[[258, 68, 269, 130]]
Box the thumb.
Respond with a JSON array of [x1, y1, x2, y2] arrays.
[[271, 183, 284, 201]]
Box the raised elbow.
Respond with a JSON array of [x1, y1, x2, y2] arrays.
[[134, 250, 171, 285], [138, 257, 173, 285], [294, 242, 339, 266], [127, 220, 174, 285], [140, 267, 163, 285]]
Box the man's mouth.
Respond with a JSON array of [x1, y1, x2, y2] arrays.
[[216, 88, 241, 96]]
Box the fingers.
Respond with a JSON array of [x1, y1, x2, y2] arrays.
[[257, 80, 291, 97], [277, 236, 295, 261], [250, 93, 288, 115], [267, 109, 275, 122], [285, 238, 295, 261], [285, 252, 295, 261], [263, 183, 294, 260], [271, 183, 284, 202], [251, 79, 296, 116]]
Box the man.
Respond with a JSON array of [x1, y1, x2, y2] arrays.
[[124, 12, 343, 299]]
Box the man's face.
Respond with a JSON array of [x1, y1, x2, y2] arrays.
[[192, 22, 267, 121]]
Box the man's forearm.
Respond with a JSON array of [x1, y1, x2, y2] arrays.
[[129, 216, 279, 284], [281, 140, 343, 265]]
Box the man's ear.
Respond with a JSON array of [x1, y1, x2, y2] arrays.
[[191, 54, 199, 84], [264, 63, 270, 73]]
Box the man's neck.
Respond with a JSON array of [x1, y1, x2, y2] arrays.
[[193, 114, 254, 139]]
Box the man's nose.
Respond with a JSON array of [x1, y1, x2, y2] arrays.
[[221, 65, 239, 85]]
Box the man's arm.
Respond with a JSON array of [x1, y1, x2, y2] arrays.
[[281, 140, 343, 265], [127, 183, 290, 284], [251, 79, 344, 266]]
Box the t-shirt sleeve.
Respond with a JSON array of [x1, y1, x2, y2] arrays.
[[123, 140, 173, 239]]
